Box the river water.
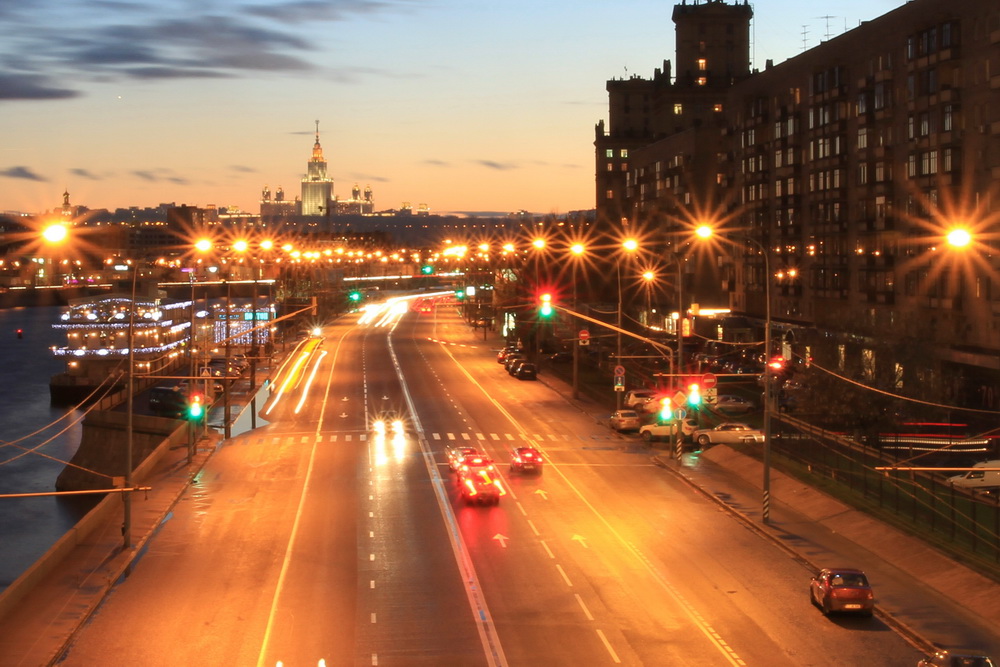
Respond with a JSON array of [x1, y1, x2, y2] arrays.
[[0, 306, 94, 592]]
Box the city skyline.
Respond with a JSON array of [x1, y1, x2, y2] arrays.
[[1, 0, 902, 217]]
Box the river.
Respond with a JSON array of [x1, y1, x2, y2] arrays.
[[0, 306, 94, 592]]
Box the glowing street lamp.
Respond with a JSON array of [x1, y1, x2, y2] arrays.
[[696, 224, 775, 524]]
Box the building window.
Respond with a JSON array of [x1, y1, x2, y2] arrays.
[[858, 93, 868, 115], [605, 149, 614, 158], [857, 128, 868, 149], [943, 104, 953, 132], [907, 154, 917, 177], [907, 115, 915, 140], [875, 161, 887, 182], [942, 148, 953, 172], [713, 103, 723, 112], [606, 163, 614, 172], [696, 77, 707, 86], [919, 112, 930, 136], [922, 150, 938, 175], [774, 149, 783, 168], [673, 103, 683, 115], [605, 190, 614, 200], [874, 83, 886, 110], [620, 149, 628, 158], [858, 163, 868, 185], [697, 58, 707, 71]]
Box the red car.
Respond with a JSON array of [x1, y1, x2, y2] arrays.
[[458, 467, 505, 505], [510, 446, 543, 474], [809, 567, 874, 616]]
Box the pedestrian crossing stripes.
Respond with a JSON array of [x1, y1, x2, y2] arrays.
[[245, 431, 617, 446]]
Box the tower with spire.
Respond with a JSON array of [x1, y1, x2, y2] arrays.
[[300, 120, 334, 217]]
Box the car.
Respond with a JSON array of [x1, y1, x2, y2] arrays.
[[458, 469, 504, 505], [504, 353, 527, 372], [548, 351, 572, 363], [918, 649, 996, 667], [514, 362, 537, 380], [639, 418, 699, 442], [637, 395, 668, 414], [456, 453, 497, 482], [809, 567, 874, 616], [609, 409, 641, 432], [510, 446, 543, 473], [691, 422, 764, 447], [624, 389, 657, 408], [507, 358, 530, 375], [446, 446, 487, 472], [497, 346, 520, 363], [713, 394, 756, 413]]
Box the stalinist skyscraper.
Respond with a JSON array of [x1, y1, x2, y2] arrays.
[[300, 120, 333, 217]]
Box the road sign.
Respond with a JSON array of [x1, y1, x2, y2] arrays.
[[614, 375, 624, 390], [614, 365, 625, 377], [704, 387, 718, 404], [702, 372, 718, 389], [673, 390, 687, 405], [579, 329, 590, 346]]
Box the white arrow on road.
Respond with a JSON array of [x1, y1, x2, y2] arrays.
[[571, 534, 589, 549], [534, 489, 549, 500], [493, 534, 510, 548], [340, 413, 349, 418]]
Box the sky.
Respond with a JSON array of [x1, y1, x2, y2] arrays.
[[1, 0, 904, 217]]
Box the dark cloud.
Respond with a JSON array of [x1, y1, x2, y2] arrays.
[[0, 73, 79, 100], [475, 160, 518, 171], [131, 169, 187, 185], [229, 165, 257, 174], [246, 0, 412, 25], [423, 159, 450, 167], [0, 166, 47, 181], [69, 168, 102, 180]]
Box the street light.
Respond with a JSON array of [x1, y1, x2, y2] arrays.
[[696, 224, 774, 524], [569, 241, 587, 400], [616, 238, 639, 409]]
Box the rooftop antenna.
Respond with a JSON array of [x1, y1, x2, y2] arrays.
[[816, 15, 836, 41], [801, 25, 809, 52]]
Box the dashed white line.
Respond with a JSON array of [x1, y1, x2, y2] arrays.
[[596, 629, 621, 664], [526, 519, 540, 536], [540, 540, 555, 559], [555, 564, 573, 587], [574, 593, 594, 621]]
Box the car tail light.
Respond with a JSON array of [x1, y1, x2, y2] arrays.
[[464, 479, 477, 496], [494, 480, 506, 495], [523, 452, 534, 458]]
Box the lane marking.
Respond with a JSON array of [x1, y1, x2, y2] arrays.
[[596, 629, 621, 664]]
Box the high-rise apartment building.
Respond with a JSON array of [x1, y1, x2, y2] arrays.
[[596, 0, 1000, 409]]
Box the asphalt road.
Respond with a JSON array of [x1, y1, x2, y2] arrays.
[[58, 300, 926, 666]]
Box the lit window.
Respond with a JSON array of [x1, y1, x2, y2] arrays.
[[605, 149, 614, 158], [606, 163, 613, 171], [673, 103, 683, 115], [697, 77, 707, 86], [620, 149, 628, 158], [605, 190, 614, 200], [714, 104, 723, 112], [697, 58, 707, 71]]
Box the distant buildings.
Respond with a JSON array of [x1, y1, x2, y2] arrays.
[[596, 0, 1000, 409]]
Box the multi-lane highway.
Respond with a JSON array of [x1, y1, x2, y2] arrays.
[[59, 297, 924, 666]]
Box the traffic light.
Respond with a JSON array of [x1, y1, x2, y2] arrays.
[[687, 383, 701, 407], [658, 397, 673, 423], [454, 289, 465, 300], [188, 393, 204, 420], [348, 290, 363, 303], [539, 293, 553, 318], [420, 264, 434, 275]]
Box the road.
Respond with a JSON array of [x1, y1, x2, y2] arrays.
[[59, 297, 925, 666]]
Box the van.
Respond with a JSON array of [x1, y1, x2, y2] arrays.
[[948, 460, 1000, 490]]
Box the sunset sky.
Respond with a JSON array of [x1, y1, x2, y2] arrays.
[[1, 0, 902, 217]]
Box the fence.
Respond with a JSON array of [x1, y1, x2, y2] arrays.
[[764, 414, 1000, 568]]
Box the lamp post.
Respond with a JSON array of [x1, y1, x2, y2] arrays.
[[616, 238, 639, 410], [697, 226, 773, 524], [123, 259, 139, 549], [570, 241, 587, 400]]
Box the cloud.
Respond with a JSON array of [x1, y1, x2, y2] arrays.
[[69, 168, 102, 180], [229, 165, 257, 174], [246, 0, 416, 25], [0, 73, 79, 101], [423, 159, 450, 167], [346, 173, 389, 183], [0, 166, 47, 181], [131, 169, 188, 185], [475, 160, 518, 171]]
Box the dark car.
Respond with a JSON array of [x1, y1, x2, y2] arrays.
[[514, 362, 537, 380], [918, 649, 996, 667], [504, 353, 527, 372], [809, 567, 874, 616], [510, 446, 543, 473]]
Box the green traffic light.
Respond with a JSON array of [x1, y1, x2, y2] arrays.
[[349, 291, 362, 302], [188, 397, 204, 419], [687, 384, 701, 407], [539, 293, 553, 318], [421, 265, 434, 275]]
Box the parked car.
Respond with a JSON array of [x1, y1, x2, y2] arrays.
[[713, 394, 756, 414], [917, 649, 995, 667], [497, 346, 520, 364], [639, 418, 699, 442], [809, 567, 874, 617], [609, 409, 641, 432], [691, 422, 764, 447], [504, 353, 527, 372], [508, 358, 530, 376], [509, 446, 543, 474], [514, 362, 537, 380], [624, 389, 657, 408]]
